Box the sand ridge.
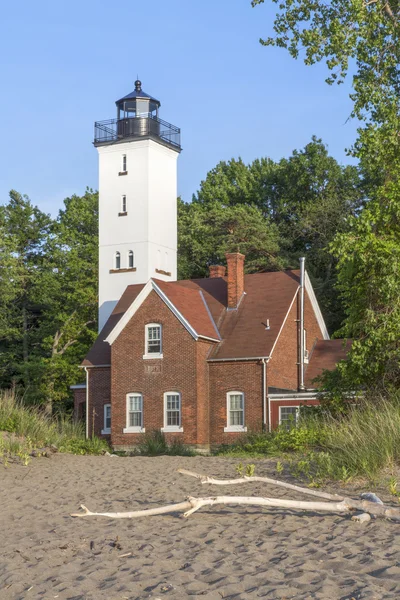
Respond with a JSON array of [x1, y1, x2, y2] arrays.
[[1, 454, 399, 599]]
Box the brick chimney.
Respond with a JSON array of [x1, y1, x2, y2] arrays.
[[209, 265, 226, 278], [226, 252, 245, 309]]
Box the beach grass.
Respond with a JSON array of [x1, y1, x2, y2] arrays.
[[0, 390, 109, 463], [216, 397, 400, 482]]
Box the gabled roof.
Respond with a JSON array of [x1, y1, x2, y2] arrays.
[[305, 339, 352, 388], [105, 279, 221, 346], [83, 269, 328, 367]]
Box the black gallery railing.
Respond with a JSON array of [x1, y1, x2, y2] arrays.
[[94, 115, 181, 149]]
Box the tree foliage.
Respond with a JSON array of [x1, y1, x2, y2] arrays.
[[0, 190, 98, 410], [253, 0, 400, 390]]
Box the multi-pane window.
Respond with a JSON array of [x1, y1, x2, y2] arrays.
[[122, 155, 127, 172], [127, 394, 143, 428], [279, 406, 299, 429], [128, 250, 134, 269], [103, 404, 111, 434], [165, 393, 181, 427], [228, 392, 244, 427], [122, 195, 127, 212], [146, 324, 162, 355], [115, 251, 121, 269]]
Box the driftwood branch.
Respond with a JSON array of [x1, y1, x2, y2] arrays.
[[177, 468, 344, 501]]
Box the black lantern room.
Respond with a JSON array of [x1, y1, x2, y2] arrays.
[[94, 80, 181, 151], [116, 79, 160, 120]]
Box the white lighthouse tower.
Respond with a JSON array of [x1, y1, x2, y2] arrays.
[[94, 80, 181, 331]]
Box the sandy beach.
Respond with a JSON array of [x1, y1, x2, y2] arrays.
[[1, 454, 399, 600]]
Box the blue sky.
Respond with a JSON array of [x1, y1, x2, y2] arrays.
[[0, 0, 358, 216]]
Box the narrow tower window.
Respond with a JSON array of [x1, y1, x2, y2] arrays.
[[128, 250, 134, 269], [122, 155, 127, 172], [122, 195, 127, 213], [115, 252, 121, 270]]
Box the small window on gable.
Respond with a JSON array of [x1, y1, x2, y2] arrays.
[[123, 393, 145, 433], [102, 403, 111, 435], [122, 154, 127, 172], [115, 251, 121, 270], [224, 391, 246, 432], [144, 323, 162, 357], [279, 406, 299, 429], [122, 195, 127, 213], [128, 250, 134, 269], [161, 392, 183, 432]]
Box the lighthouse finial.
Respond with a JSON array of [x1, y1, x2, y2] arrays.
[[135, 78, 142, 92]]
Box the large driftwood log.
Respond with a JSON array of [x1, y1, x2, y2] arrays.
[[71, 494, 400, 521], [70, 470, 400, 522]]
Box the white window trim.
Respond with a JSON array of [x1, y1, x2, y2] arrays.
[[161, 391, 183, 432], [143, 323, 163, 359], [224, 391, 247, 433], [123, 393, 145, 433], [101, 403, 111, 435], [278, 405, 299, 426]]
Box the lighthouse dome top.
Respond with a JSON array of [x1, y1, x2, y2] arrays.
[[115, 80, 161, 111]]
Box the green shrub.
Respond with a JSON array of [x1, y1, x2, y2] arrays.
[[58, 436, 109, 455], [138, 430, 195, 456]]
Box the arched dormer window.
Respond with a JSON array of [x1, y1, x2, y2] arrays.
[[128, 250, 134, 269], [115, 251, 121, 270]]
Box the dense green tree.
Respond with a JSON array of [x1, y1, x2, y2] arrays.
[[252, 0, 400, 390], [0, 189, 98, 411], [178, 198, 282, 279], [30, 189, 98, 411], [0, 191, 52, 391]]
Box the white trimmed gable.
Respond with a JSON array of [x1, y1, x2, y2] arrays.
[[305, 271, 330, 340], [104, 279, 220, 346]]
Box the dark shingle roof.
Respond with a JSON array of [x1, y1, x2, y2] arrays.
[[305, 339, 352, 388]]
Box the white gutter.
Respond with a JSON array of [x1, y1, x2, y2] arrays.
[[84, 367, 89, 439], [208, 356, 269, 362], [299, 257, 305, 391]]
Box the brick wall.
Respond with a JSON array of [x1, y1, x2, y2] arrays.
[[110, 290, 214, 448], [73, 388, 86, 421], [87, 367, 111, 438], [209, 361, 263, 445], [270, 398, 320, 429], [268, 290, 324, 392]]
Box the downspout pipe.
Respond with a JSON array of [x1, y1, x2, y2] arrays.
[[84, 367, 89, 439], [299, 257, 305, 391], [261, 358, 268, 431]]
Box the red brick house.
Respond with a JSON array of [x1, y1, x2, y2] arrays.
[[73, 81, 350, 449], [73, 253, 349, 450]]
